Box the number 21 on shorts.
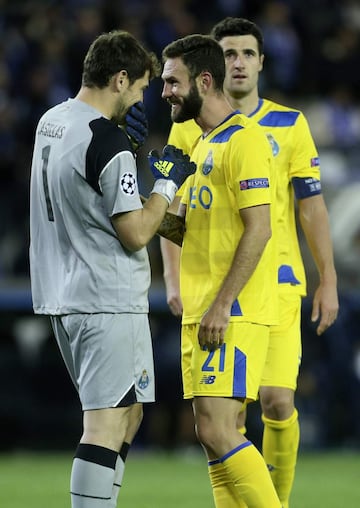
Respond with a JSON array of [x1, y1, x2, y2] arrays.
[[201, 343, 226, 372]]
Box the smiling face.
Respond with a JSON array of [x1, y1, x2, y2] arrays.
[[219, 34, 264, 100], [161, 57, 203, 123]]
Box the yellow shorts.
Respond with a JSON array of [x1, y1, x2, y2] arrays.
[[181, 321, 270, 402], [260, 293, 302, 390]]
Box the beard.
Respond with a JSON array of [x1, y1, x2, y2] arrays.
[[172, 82, 202, 123]]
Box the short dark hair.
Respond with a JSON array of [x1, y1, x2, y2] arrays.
[[82, 30, 160, 88], [211, 17, 264, 56], [162, 34, 225, 92]]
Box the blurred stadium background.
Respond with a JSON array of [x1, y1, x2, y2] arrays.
[[0, 0, 360, 460]]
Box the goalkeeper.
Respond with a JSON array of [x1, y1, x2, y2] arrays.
[[29, 29, 195, 508]]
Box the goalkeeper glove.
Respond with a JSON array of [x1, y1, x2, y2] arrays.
[[125, 101, 148, 151], [148, 145, 196, 204]]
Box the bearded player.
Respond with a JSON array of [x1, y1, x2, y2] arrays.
[[160, 17, 338, 508]]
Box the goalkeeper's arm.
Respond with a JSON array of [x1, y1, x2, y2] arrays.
[[111, 146, 194, 252]]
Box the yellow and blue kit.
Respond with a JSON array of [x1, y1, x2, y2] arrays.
[[179, 110, 278, 326], [170, 98, 322, 299]]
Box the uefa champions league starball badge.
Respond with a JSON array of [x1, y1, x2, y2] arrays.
[[120, 172, 137, 195]]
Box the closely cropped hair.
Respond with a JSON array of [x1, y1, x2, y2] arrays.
[[211, 17, 264, 56], [162, 34, 225, 92], [82, 30, 160, 88]]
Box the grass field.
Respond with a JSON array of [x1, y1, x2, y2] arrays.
[[0, 449, 359, 507]]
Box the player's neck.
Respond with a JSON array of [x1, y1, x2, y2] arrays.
[[226, 90, 260, 117], [75, 87, 113, 119], [196, 95, 234, 137]]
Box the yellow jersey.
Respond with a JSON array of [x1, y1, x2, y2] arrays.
[[179, 111, 278, 325], [169, 98, 321, 296]]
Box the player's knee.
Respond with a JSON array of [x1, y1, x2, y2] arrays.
[[195, 419, 234, 455], [194, 420, 217, 451], [261, 390, 295, 420]]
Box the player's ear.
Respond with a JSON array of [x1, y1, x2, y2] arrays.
[[259, 54, 264, 72], [113, 70, 128, 92], [198, 71, 211, 92]]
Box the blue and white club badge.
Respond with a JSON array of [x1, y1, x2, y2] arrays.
[[202, 150, 214, 175], [138, 369, 150, 389], [266, 133, 279, 156]]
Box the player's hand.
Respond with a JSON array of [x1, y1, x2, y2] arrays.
[[198, 306, 229, 352], [148, 144, 196, 189], [311, 282, 339, 335], [125, 101, 148, 151], [166, 284, 183, 318]]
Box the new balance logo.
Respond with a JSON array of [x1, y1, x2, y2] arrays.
[[154, 160, 174, 177], [200, 375, 216, 385]]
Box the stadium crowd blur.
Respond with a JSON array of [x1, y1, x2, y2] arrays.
[[1, 0, 360, 452]]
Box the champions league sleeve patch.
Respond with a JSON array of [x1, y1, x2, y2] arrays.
[[120, 172, 137, 195], [311, 157, 320, 167], [292, 176, 322, 199], [240, 178, 269, 190]]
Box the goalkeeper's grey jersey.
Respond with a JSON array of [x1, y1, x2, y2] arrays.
[[30, 98, 150, 315]]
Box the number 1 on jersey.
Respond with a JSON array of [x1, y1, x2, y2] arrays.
[[42, 145, 54, 222]]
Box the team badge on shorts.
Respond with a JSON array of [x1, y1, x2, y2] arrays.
[[138, 369, 150, 389], [120, 172, 137, 195]]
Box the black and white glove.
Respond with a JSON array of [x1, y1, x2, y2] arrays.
[[125, 101, 148, 151], [148, 145, 196, 204]]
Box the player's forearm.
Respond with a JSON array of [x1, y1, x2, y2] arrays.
[[160, 236, 181, 290], [212, 220, 271, 312], [167, 194, 181, 214], [299, 195, 337, 283], [112, 193, 169, 251], [160, 235, 183, 316]]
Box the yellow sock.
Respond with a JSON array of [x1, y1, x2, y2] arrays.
[[208, 461, 247, 508], [221, 441, 281, 507], [262, 409, 299, 508]]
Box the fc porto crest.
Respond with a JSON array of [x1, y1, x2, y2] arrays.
[[266, 133, 279, 156], [138, 369, 150, 389], [202, 150, 214, 175]]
